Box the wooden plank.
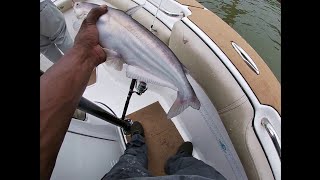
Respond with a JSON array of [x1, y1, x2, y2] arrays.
[[126, 102, 184, 176], [187, 7, 281, 114]]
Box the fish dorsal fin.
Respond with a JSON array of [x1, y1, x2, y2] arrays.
[[125, 4, 144, 16], [126, 65, 178, 91]]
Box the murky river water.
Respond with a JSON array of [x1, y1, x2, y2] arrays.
[[197, 0, 281, 82]]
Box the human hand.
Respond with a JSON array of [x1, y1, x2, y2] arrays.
[[73, 5, 108, 66]]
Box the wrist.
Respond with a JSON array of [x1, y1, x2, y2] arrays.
[[71, 45, 104, 67]]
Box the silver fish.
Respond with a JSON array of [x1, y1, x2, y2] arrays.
[[73, 2, 200, 119]]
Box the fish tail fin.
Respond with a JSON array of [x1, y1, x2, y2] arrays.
[[167, 91, 201, 119]]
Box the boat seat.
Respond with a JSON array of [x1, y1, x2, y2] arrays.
[[168, 20, 274, 180], [56, 0, 171, 45], [105, 0, 171, 45]]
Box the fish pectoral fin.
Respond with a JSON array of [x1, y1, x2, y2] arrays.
[[125, 3, 145, 16], [103, 48, 121, 58], [126, 65, 178, 91], [102, 48, 124, 71]]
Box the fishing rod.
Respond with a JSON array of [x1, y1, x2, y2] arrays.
[[77, 79, 147, 133], [41, 70, 147, 133], [78, 97, 132, 132]]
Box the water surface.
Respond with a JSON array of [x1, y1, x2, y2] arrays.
[[197, 0, 281, 82]]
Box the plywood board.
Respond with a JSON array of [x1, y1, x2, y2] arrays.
[[126, 102, 184, 176]]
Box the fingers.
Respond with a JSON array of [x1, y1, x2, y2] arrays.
[[93, 45, 107, 65], [85, 5, 108, 24]]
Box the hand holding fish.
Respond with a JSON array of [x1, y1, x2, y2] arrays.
[[40, 5, 110, 180], [73, 2, 201, 118], [74, 4, 108, 66]]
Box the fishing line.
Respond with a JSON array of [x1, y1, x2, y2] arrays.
[[94, 101, 117, 117], [151, 0, 164, 31]]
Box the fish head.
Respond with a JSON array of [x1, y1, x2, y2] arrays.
[[72, 1, 101, 19]]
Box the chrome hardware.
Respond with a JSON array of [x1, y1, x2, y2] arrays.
[[231, 42, 260, 75], [261, 118, 281, 159]]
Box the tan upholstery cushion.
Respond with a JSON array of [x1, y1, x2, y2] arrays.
[[220, 100, 274, 180], [169, 21, 274, 180], [169, 21, 244, 111]]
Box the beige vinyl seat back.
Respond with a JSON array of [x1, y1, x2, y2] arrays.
[[58, 0, 171, 45], [168, 21, 274, 180], [105, 0, 171, 45]]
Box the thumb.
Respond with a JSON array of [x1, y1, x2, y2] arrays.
[[86, 5, 108, 24]]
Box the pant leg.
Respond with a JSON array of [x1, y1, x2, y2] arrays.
[[40, 0, 73, 62], [102, 134, 153, 180], [165, 152, 226, 180], [40, 35, 63, 63]]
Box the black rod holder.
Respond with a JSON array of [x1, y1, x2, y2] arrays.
[[121, 79, 137, 120], [78, 97, 131, 132]]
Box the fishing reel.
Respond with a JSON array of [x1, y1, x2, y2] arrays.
[[134, 81, 148, 95], [121, 79, 148, 120]]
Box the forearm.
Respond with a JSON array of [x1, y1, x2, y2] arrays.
[[40, 46, 97, 179]]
